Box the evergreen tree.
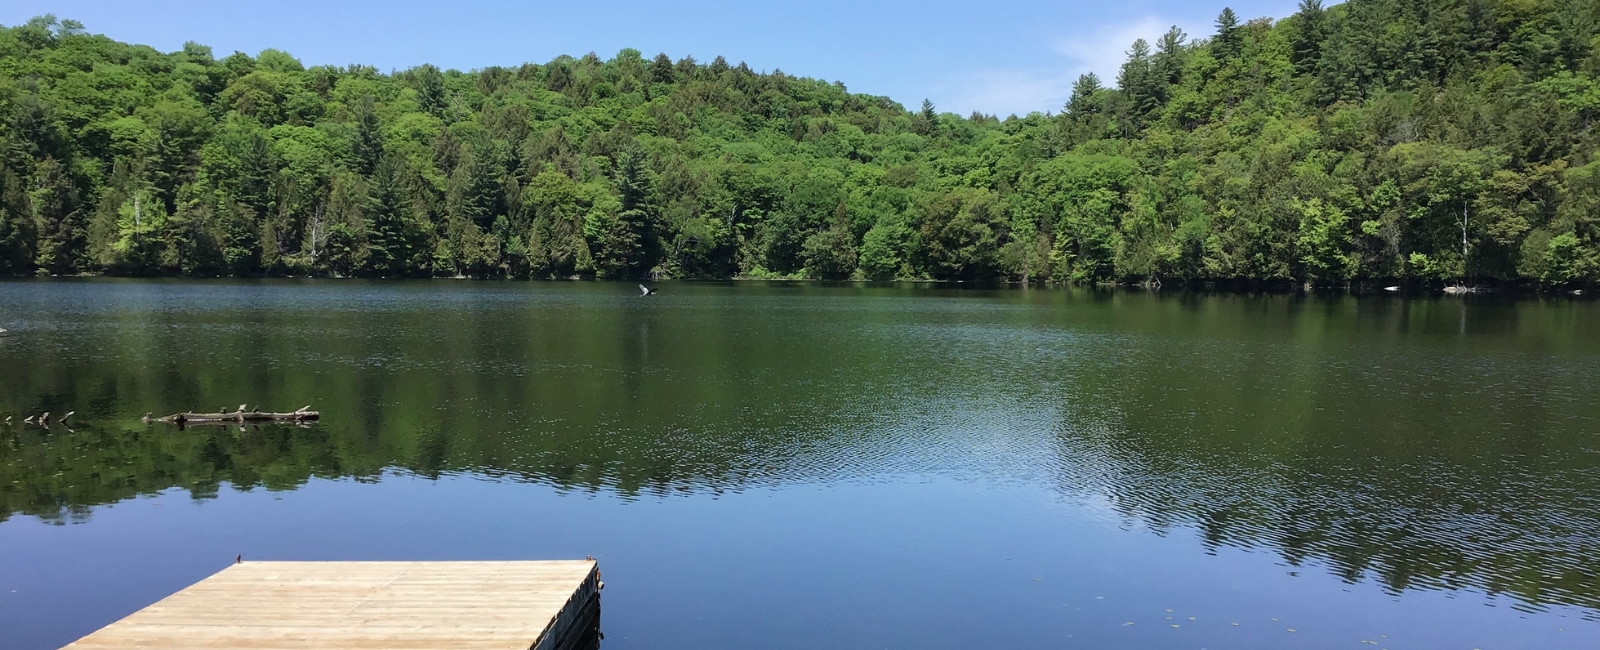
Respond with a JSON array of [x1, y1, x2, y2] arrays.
[[238, 132, 276, 216], [1291, 0, 1326, 76], [1118, 39, 1160, 118], [364, 155, 415, 275], [612, 148, 655, 275], [457, 146, 504, 230], [352, 95, 384, 176], [913, 99, 938, 135], [412, 64, 447, 117], [1214, 7, 1242, 60], [0, 170, 37, 273], [1155, 25, 1188, 86], [1067, 73, 1103, 117], [29, 157, 83, 274], [651, 53, 675, 83]]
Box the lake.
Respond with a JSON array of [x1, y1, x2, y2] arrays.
[[1, 279, 1597, 649]]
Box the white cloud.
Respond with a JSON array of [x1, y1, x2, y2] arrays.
[[1052, 16, 1171, 87], [933, 70, 1078, 119], [934, 16, 1209, 118]]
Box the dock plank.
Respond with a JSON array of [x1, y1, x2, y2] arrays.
[[61, 561, 599, 650]]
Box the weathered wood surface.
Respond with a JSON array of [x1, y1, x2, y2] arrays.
[[61, 560, 599, 650], [144, 407, 319, 424]]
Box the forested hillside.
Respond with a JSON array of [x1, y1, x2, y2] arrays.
[[1, 1, 1597, 285]]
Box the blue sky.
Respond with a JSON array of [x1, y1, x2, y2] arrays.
[[3, 1, 1305, 117]]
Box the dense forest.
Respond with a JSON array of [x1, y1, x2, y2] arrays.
[[1, 0, 1598, 286]]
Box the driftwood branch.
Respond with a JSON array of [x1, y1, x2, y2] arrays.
[[143, 407, 319, 425]]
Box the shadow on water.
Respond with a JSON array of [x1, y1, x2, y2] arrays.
[[2, 278, 1599, 615], [566, 597, 602, 650]]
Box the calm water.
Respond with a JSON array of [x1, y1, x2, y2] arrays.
[[2, 279, 1598, 649]]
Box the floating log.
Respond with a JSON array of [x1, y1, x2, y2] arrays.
[[144, 407, 318, 425]]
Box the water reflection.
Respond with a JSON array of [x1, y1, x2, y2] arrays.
[[1, 279, 1598, 617]]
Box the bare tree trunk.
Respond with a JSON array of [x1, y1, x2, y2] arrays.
[[309, 205, 325, 264]]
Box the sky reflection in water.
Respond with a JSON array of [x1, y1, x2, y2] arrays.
[[2, 279, 1598, 649]]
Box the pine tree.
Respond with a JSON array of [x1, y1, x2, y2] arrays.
[[913, 99, 938, 135], [364, 155, 414, 275], [613, 148, 655, 275], [616, 149, 650, 215], [352, 95, 384, 176], [1067, 73, 1103, 117], [238, 132, 276, 216], [30, 157, 84, 274], [651, 53, 675, 83], [1119, 38, 1160, 118], [458, 146, 504, 230], [0, 169, 37, 273], [1214, 8, 1242, 60], [412, 64, 447, 117], [1291, 0, 1326, 76], [1155, 25, 1188, 85]]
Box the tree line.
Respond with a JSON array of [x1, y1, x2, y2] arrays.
[[1, 0, 1598, 286]]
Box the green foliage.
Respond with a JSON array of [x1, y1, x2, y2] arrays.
[[802, 223, 857, 279], [915, 188, 1007, 280], [1294, 198, 1358, 281], [858, 218, 914, 280], [363, 155, 420, 275], [1, 2, 1598, 285]]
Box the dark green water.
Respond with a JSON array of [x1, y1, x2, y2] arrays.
[[2, 279, 1597, 649]]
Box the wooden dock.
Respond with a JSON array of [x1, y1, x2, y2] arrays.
[[61, 560, 601, 650]]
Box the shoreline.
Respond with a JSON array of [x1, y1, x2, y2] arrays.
[[0, 273, 1588, 297]]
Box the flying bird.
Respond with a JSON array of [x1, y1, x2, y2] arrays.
[[639, 284, 656, 296]]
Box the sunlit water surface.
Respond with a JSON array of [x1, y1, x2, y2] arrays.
[[2, 279, 1598, 649]]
